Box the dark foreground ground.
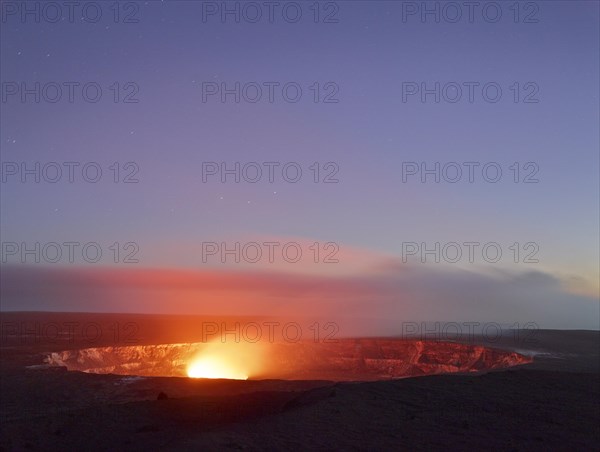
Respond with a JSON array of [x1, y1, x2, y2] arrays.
[[1, 313, 598, 451]]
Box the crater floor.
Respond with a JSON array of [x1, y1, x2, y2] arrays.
[[46, 339, 531, 381]]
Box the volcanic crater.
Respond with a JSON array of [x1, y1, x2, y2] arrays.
[[46, 339, 532, 381]]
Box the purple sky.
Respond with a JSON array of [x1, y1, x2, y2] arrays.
[[1, 1, 598, 329]]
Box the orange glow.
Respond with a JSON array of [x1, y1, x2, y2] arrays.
[[186, 341, 266, 380], [187, 356, 248, 380]]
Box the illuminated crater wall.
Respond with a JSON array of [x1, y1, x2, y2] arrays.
[[46, 339, 531, 381]]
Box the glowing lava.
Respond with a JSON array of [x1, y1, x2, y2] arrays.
[[187, 356, 248, 380], [186, 341, 265, 380]]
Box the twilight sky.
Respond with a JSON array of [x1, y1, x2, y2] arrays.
[[1, 1, 598, 329]]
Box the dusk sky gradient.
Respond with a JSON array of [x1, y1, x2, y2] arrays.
[[1, 1, 598, 329]]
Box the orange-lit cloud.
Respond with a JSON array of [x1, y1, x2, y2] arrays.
[[1, 257, 598, 330]]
